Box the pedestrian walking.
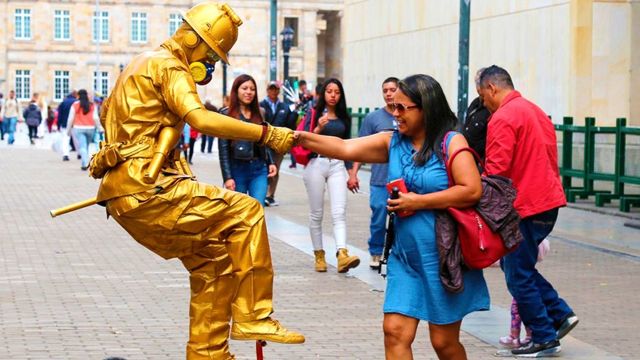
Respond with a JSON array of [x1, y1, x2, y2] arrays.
[[295, 74, 490, 359], [57, 91, 78, 161], [479, 65, 578, 357], [260, 81, 292, 206], [1, 90, 22, 145], [66, 89, 100, 170], [23, 95, 42, 145], [350, 77, 399, 269], [301, 78, 360, 273], [218, 74, 277, 205], [461, 68, 491, 160]]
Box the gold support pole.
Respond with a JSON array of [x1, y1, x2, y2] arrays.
[[50, 197, 98, 218]]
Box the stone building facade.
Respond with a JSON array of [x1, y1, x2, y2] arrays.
[[0, 0, 343, 107], [343, 0, 640, 126]]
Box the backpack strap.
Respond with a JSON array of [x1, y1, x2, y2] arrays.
[[441, 131, 482, 186]]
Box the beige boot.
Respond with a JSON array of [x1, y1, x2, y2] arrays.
[[314, 250, 327, 272], [336, 248, 360, 273]]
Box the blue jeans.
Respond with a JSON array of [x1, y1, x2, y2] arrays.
[[368, 185, 388, 256], [503, 208, 573, 343], [3, 117, 17, 144], [73, 128, 96, 168], [231, 159, 268, 205]]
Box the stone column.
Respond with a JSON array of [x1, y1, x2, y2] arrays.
[[302, 10, 318, 84], [569, 0, 593, 123], [631, 2, 640, 126]]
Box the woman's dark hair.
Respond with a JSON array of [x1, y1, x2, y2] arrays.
[[228, 74, 262, 124], [77, 89, 91, 115], [313, 78, 349, 127], [398, 74, 458, 166]]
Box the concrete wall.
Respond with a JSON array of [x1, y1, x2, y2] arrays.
[[343, 0, 640, 126]]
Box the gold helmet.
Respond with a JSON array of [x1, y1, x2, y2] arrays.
[[183, 2, 243, 64]]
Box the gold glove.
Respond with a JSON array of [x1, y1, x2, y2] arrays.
[[260, 123, 295, 154]]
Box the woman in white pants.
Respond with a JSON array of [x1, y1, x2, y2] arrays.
[[302, 78, 360, 273]]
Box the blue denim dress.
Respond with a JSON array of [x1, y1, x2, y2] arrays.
[[383, 131, 490, 324]]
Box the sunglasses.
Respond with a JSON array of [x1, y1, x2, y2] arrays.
[[391, 103, 419, 112], [206, 50, 222, 63]]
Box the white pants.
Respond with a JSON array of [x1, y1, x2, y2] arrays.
[[60, 128, 70, 157], [303, 157, 348, 251]]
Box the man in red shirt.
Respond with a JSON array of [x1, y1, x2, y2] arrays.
[[480, 66, 578, 357]]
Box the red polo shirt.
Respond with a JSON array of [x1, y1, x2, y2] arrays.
[[485, 91, 566, 218]]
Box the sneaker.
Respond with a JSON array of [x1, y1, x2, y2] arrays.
[[288, 164, 297, 169], [265, 197, 279, 207], [230, 317, 305, 344], [511, 340, 561, 357], [369, 255, 381, 270], [556, 312, 579, 340], [62, 155, 70, 161]]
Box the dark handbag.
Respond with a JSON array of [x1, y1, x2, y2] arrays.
[[442, 136, 510, 270], [291, 108, 315, 166], [233, 140, 254, 161]]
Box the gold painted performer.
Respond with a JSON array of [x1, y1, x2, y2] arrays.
[[88, 3, 304, 359]]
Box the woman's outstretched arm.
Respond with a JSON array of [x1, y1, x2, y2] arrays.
[[295, 130, 392, 164]]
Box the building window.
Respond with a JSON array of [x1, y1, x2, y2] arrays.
[[54, 10, 71, 41], [131, 12, 148, 43], [92, 11, 109, 43], [54, 70, 71, 102], [14, 9, 32, 40], [93, 71, 110, 96], [284, 17, 299, 47], [15, 70, 31, 100], [168, 13, 182, 36]]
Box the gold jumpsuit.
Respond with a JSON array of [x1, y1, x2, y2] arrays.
[[97, 39, 276, 359]]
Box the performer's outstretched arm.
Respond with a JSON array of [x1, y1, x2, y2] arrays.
[[186, 108, 294, 154], [185, 108, 263, 142], [295, 130, 392, 164]]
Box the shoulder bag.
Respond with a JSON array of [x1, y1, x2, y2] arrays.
[[291, 108, 316, 166], [441, 133, 510, 270]]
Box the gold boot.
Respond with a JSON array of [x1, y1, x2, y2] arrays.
[[336, 248, 360, 273], [230, 317, 305, 344], [314, 250, 327, 272]]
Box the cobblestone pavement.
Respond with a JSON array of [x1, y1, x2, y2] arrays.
[[1, 133, 639, 359]]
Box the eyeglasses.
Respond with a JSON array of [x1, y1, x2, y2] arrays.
[[391, 103, 419, 113]]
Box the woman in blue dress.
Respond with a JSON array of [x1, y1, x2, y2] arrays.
[[295, 74, 490, 359]]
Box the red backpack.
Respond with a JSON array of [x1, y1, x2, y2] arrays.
[[290, 108, 316, 166]]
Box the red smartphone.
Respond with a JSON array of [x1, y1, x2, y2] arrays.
[[386, 178, 415, 217]]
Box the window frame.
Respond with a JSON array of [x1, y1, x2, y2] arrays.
[[131, 12, 148, 44], [15, 70, 32, 101], [168, 13, 182, 37], [14, 8, 32, 40], [93, 71, 110, 97], [53, 70, 71, 102], [92, 10, 110, 43], [54, 9, 71, 41]]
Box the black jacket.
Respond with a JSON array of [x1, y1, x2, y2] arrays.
[[461, 97, 491, 160], [217, 108, 274, 182], [259, 98, 295, 129]]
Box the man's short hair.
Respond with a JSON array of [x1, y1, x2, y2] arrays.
[[479, 65, 514, 89], [474, 67, 486, 87], [299, 80, 307, 87], [383, 77, 399, 86]]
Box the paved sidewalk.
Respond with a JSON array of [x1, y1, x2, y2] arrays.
[[1, 133, 639, 359]]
